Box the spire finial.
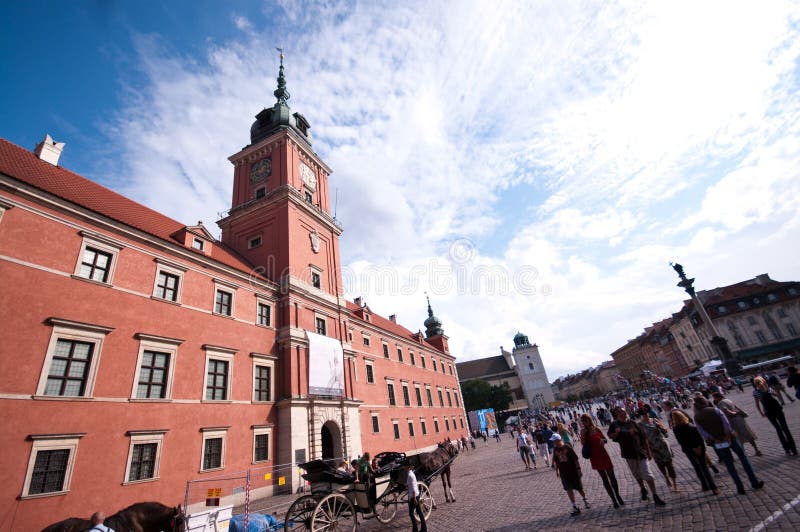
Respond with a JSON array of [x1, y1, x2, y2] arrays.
[[274, 47, 290, 104], [425, 292, 434, 318]]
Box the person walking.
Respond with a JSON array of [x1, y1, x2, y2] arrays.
[[404, 461, 427, 532], [712, 391, 762, 456], [551, 434, 590, 516], [670, 410, 718, 494], [639, 407, 678, 493], [89, 512, 115, 532], [580, 413, 624, 508], [694, 396, 765, 495], [787, 366, 800, 400], [516, 430, 533, 470], [607, 408, 667, 506], [768, 372, 795, 405], [753, 376, 797, 456], [533, 424, 551, 467]]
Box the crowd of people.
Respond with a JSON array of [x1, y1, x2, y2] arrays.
[[504, 367, 799, 517]]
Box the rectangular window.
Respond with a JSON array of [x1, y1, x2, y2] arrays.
[[432, 359, 437, 372], [22, 435, 82, 497], [434, 418, 439, 433], [305, 191, 313, 203], [155, 271, 179, 302], [402, 383, 410, 406], [455, 393, 460, 407], [215, 289, 233, 316], [460, 417, 465, 429], [203, 438, 223, 470], [437, 388, 444, 407], [397, 347, 403, 363], [382, 343, 389, 358], [311, 271, 321, 288], [363, 335, 371, 347], [421, 419, 427, 435], [254, 365, 271, 402], [408, 420, 415, 437], [255, 187, 266, 199], [410, 352, 416, 366], [136, 350, 170, 399], [787, 323, 797, 336], [366, 362, 375, 384], [29, 449, 70, 494], [248, 235, 262, 249], [44, 339, 93, 397], [315, 317, 327, 336], [421, 355, 426, 369], [426, 387, 433, 407], [372, 414, 380, 433], [393, 421, 400, 440], [253, 429, 271, 463], [257, 303, 272, 327], [415, 386, 423, 407], [78, 246, 113, 283], [446, 389, 452, 407], [206, 360, 229, 400], [128, 443, 157, 481], [445, 418, 450, 431], [755, 330, 767, 343], [387, 382, 396, 406]]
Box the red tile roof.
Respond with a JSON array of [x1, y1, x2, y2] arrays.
[[345, 299, 443, 351], [0, 137, 260, 277]]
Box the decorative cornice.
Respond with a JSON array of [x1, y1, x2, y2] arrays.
[[47, 317, 114, 335]]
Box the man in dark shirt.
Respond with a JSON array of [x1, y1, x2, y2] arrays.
[[607, 408, 666, 506], [693, 396, 764, 495]]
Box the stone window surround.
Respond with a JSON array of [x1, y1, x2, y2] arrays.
[[130, 333, 183, 400], [251, 352, 277, 403], [123, 429, 167, 484], [20, 433, 85, 499], [252, 425, 272, 463], [202, 345, 237, 402], [200, 427, 229, 472], [72, 231, 124, 285]]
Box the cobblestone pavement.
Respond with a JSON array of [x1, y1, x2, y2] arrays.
[[357, 389, 800, 531]]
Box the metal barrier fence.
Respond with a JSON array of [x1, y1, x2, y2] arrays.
[[183, 456, 350, 529]]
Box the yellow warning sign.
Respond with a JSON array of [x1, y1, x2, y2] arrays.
[[215, 488, 222, 497], [264, 473, 272, 480], [278, 476, 286, 486]]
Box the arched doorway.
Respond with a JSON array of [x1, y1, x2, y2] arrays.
[[321, 420, 342, 461]]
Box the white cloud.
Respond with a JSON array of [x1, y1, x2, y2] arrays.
[[104, 0, 800, 379]]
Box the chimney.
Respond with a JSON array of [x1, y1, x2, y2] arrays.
[[34, 134, 66, 166], [389, 314, 397, 323]]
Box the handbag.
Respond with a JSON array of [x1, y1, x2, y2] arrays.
[[581, 442, 592, 459]]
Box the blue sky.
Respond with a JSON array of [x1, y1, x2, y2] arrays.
[[2, 1, 800, 379]]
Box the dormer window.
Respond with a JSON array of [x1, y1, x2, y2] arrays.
[[248, 235, 262, 249], [193, 238, 205, 251]]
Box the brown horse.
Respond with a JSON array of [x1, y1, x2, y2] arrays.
[[42, 502, 185, 532], [415, 439, 458, 507]]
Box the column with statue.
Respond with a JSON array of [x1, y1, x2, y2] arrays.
[[670, 262, 741, 376]]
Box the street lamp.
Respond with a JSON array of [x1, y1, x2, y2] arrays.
[[670, 262, 741, 376]]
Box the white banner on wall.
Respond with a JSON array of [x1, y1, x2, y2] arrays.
[[307, 331, 345, 396]]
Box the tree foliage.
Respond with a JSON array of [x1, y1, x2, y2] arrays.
[[461, 379, 513, 413]]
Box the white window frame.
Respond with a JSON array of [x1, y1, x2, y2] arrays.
[[371, 412, 380, 433], [152, 258, 187, 304], [420, 354, 426, 369], [130, 333, 182, 400], [72, 231, 123, 285], [309, 264, 323, 289], [365, 359, 375, 384], [315, 314, 327, 336], [251, 353, 276, 403], [256, 297, 274, 328], [200, 428, 228, 472], [123, 430, 166, 484], [401, 381, 410, 406], [407, 418, 415, 437], [21, 434, 83, 499], [248, 233, 263, 249], [36, 318, 113, 399], [202, 345, 237, 402], [252, 425, 272, 463], [0, 198, 12, 223], [420, 418, 427, 435], [382, 342, 389, 358], [213, 280, 237, 317], [362, 334, 371, 347]]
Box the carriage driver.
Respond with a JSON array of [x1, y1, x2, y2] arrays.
[[404, 461, 428, 532]]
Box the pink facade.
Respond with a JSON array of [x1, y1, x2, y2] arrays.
[[0, 69, 464, 530]]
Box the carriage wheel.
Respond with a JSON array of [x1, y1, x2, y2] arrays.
[[374, 490, 399, 524], [285, 494, 318, 531], [415, 482, 433, 522], [310, 493, 356, 532]]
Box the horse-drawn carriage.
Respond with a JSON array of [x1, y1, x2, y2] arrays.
[[284, 443, 457, 531]]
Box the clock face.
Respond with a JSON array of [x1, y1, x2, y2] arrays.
[[299, 162, 317, 191], [250, 158, 271, 184]]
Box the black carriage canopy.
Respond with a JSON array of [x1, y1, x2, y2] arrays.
[[298, 459, 355, 484]]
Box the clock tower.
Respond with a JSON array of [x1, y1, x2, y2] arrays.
[[217, 53, 358, 472]]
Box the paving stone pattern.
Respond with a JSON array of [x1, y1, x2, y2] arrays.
[[358, 389, 800, 531]]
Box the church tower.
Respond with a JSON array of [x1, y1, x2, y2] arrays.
[[217, 52, 358, 472], [512, 332, 554, 408]]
